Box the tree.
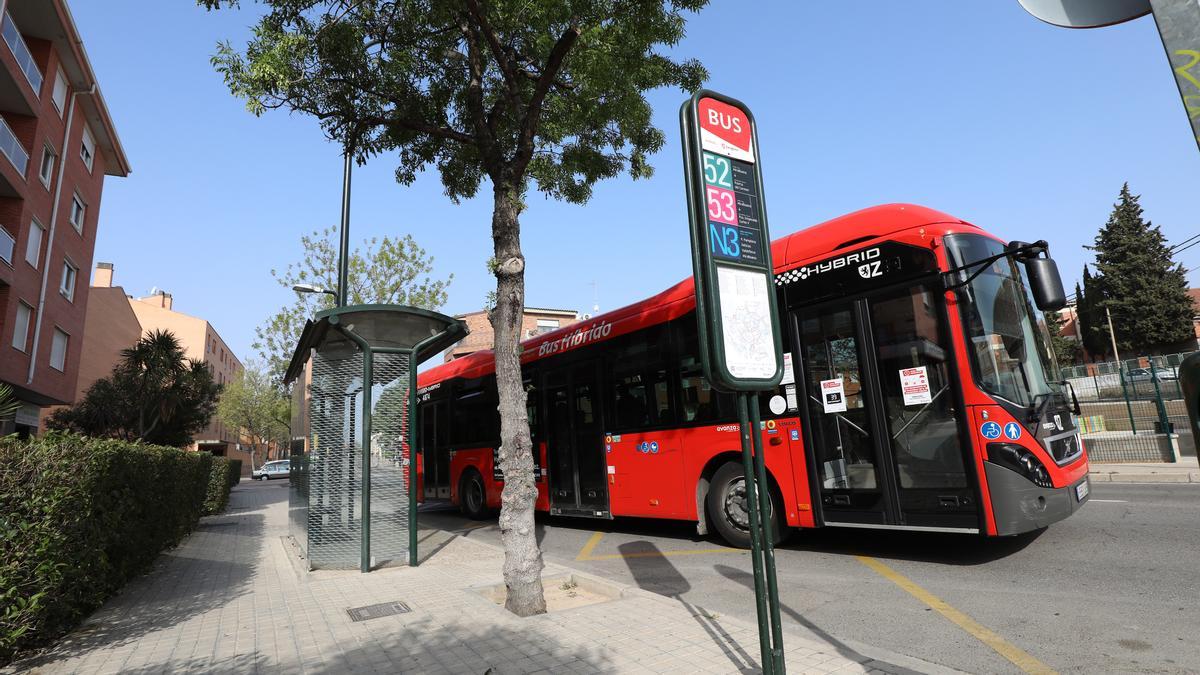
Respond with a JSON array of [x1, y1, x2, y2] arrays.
[[1044, 310, 1080, 366], [1076, 269, 1110, 360], [256, 227, 452, 385], [1089, 184, 1194, 355], [0, 383, 19, 426], [217, 363, 291, 468], [48, 330, 221, 446], [201, 0, 708, 616]]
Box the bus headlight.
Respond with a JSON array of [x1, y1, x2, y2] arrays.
[[987, 443, 1053, 489]]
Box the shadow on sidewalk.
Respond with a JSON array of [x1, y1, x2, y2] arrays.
[[619, 540, 760, 673], [12, 483, 283, 671]]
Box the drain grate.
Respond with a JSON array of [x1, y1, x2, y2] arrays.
[[346, 601, 411, 622]]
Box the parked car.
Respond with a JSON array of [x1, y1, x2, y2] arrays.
[[1127, 367, 1178, 383], [252, 460, 291, 481]]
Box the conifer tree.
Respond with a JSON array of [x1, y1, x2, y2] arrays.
[[1077, 267, 1110, 359], [1089, 184, 1193, 354], [1044, 310, 1081, 366]]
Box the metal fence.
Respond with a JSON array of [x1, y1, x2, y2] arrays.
[[1060, 351, 1197, 437]]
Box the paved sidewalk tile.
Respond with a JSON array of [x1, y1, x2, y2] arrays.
[[6, 482, 950, 675]]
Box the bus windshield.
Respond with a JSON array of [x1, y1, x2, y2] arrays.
[[946, 234, 1059, 408]]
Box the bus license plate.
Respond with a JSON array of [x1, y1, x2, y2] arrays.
[[1075, 480, 1090, 501]]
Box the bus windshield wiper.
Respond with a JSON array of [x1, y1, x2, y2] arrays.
[[1028, 391, 1056, 423]]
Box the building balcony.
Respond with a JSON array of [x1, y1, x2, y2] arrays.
[[0, 11, 39, 117], [1, 12, 42, 97], [0, 114, 26, 197]]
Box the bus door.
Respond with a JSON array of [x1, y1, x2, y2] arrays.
[[795, 281, 978, 532], [546, 360, 610, 517], [421, 399, 450, 499]]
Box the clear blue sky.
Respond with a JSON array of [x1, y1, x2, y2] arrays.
[[71, 1, 1200, 364]]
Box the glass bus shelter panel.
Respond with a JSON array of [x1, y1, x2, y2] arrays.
[[306, 349, 364, 570], [289, 380, 309, 559], [367, 352, 413, 568]]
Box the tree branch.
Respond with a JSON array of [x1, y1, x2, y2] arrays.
[[515, 25, 580, 172], [462, 0, 522, 103]]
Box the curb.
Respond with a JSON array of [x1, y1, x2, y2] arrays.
[[436, 528, 968, 675], [1089, 471, 1200, 483]]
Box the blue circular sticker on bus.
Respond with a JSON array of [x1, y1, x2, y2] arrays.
[[650, 442, 659, 454], [1004, 422, 1022, 440], [981, 421, 1002, 439]]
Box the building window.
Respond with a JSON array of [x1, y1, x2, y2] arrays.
[[536, 319, 560, 335], [49, 328, 68, 371], [80, 125, 95, 172], [12, 302, 32, 351], [24, 218, 43, 268], [38, 145, 55, 188], [52, 67, 68, 115], [69, 194, 86, 233], [60, 260, 77, 301], [0, 225, 13, 266]]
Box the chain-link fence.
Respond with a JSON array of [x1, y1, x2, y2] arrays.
[[1059, 351, 1196, 461]]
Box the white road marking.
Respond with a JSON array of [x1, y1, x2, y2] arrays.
[[1089, 499, 1128, 503]]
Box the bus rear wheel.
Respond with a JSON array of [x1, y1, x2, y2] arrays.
[[459, 469, 489, 520], [707, 462, 785, 549]]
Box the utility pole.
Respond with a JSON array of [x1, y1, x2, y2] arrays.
[[1106, 305, 1122, 364], [1108, 305, 1139, 434], [337, 144, 353, 308]]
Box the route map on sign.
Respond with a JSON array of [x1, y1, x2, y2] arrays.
[[699, 97, 762, 266]]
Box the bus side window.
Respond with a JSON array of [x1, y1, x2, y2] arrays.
[[679, 359, 722, 423]]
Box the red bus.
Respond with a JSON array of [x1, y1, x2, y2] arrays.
[[416, 204, 1090, 546]]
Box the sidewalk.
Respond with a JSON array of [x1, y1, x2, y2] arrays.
[[8, 482, 958, 675], [1089, 457, 1200, 483]]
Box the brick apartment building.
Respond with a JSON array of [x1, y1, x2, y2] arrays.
[[0, 0, 129, 435], [444, 306, 580, 362], [59, 263, 252, 469]]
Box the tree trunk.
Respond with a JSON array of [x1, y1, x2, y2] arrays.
[[489, 181, 546, 617]]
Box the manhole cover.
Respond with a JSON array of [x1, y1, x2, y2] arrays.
[[346, 601, 411, 622]]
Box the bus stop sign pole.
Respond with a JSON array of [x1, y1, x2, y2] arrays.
[[680, 90, 786, 674]]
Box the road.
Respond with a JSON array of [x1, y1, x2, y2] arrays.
[[420, 483, 1200, 674]]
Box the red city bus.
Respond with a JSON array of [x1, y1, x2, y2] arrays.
[[416, 204, 1090, 546]]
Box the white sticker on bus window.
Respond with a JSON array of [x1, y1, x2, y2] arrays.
[[781, 352, 795, 385], [769, 395, 786, 415], [900, 366, 932, 406], [785, 384, 798, 410], [821, 378, 846, 413]]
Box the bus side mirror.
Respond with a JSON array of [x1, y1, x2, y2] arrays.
[[1025, 257, 1066, 311]]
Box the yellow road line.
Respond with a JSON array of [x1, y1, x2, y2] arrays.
[[575, 531, 738, 561], [576, 531, 606, 561], [856, 556, 1056, 675]]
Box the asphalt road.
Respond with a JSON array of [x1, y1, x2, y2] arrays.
[[420, 483, 1200, 674]]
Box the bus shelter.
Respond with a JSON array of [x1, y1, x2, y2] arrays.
[[283, 305, 466, 572]]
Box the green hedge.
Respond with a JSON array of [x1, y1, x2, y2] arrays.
[[203, 456, 235, 516], [0, 434, 214, 665]]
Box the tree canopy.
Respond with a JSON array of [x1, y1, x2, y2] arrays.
[[1080, 184, 1194, 357], [48, 330, 221, 447], [201, 0, 709, 617], [256, 227, 451, 384], [217, 363, 291, 466]]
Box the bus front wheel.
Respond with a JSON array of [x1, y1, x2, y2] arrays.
[[707, 462, 785, 549], [459, 469, 489, 520]]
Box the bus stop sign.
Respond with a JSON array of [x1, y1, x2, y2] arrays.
[[680, 90, 783, 392]]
